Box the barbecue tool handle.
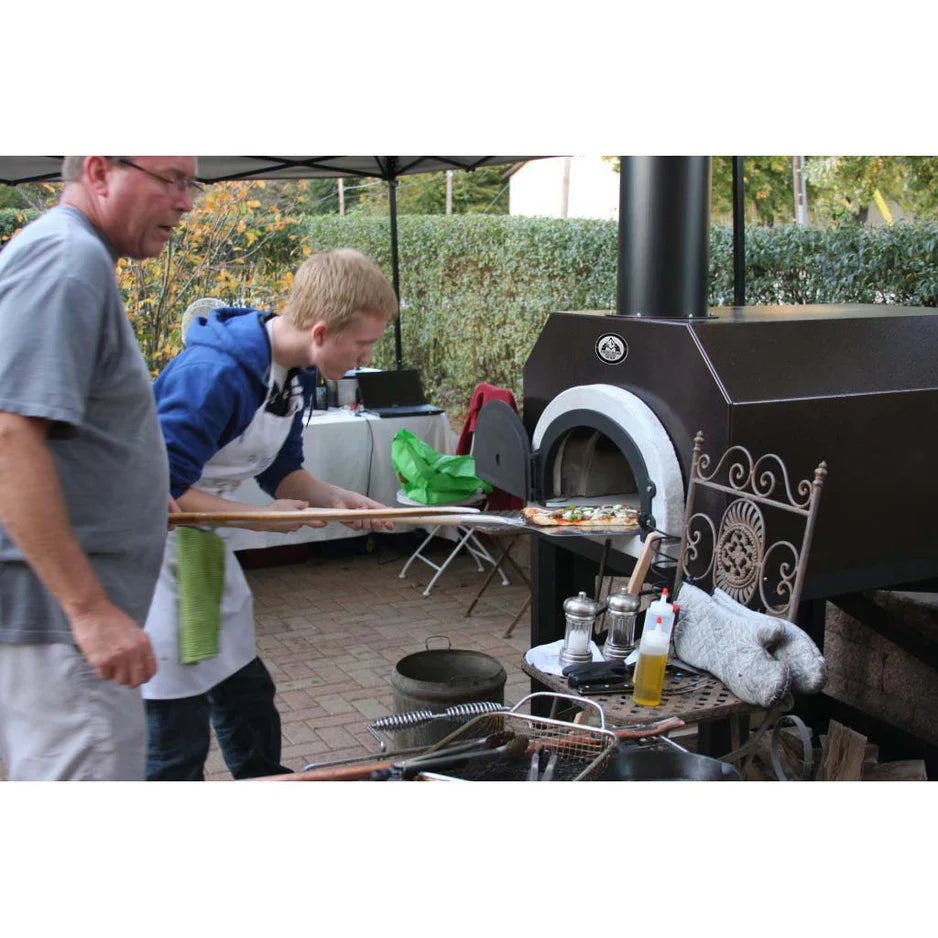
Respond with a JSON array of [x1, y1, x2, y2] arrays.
[[395, 734, 529, 779], [263, 732, 515, 782], [367, 701, 509, 750], [262, 760, 401, 782]]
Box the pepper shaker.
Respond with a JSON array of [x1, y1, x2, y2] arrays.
[[602, 586, 640, 661]]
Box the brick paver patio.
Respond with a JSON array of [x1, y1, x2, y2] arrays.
[[205, 532, 535, 779], [0, 531, 534, 782]]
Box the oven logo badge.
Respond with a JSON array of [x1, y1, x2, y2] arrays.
[[595, 333, 628, 364]]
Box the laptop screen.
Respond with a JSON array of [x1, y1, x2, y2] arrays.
[[357, 369, 428, 409]]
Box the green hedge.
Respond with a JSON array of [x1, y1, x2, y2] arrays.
[[300, 215, 619, 412], [5, 209, 938, 412], [709, 223, 938, 307], [304, 216, 938, 412]]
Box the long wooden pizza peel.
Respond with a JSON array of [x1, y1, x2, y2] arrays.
[[168, 507, 641, 534]]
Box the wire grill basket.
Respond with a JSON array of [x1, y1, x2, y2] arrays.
[[396, 693, 620, 781]]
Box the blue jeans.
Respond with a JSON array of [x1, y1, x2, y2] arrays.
[[145, 657, 292, 781]]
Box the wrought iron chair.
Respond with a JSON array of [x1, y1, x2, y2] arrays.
[[672, 431, 827, 618], [669, 430, 828, 776], [519, 430, 829, 776]]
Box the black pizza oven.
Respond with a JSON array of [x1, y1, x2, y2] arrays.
[[474, 157, 938, 654]]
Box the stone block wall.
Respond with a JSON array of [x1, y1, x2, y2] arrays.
[[823, 592, 938, 746]]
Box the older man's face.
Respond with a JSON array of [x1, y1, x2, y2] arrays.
[[98, 156, 198, 259]]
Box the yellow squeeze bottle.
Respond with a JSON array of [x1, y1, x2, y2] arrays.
[[632, 615, 669, 706]]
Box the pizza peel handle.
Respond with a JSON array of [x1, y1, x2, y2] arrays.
[[168, 505, 481, 526]]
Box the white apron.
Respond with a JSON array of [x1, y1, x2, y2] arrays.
[[143, 345, 304, 699]]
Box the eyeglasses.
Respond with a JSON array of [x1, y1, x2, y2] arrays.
[[115, 158, 204, 196]]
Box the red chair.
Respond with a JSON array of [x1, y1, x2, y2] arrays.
[[455, 383, 523, 512]]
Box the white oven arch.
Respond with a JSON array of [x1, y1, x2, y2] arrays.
[[532, 384, 685, 558]]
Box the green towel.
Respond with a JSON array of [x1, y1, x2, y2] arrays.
[[176, 526, 226, 665]]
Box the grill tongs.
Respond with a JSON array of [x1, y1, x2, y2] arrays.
[[385, 730, 528, 781]]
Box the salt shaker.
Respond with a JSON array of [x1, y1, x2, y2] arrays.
[[602, 586, 641, 661], [559, 591, 601, 667]]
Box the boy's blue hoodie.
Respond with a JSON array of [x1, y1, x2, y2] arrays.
[[154, 308, 315, 499]]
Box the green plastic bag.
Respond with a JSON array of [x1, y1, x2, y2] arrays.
[[392, 429, 492, 505]]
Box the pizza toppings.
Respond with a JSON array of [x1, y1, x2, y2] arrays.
[[522, 503, 640, 528]]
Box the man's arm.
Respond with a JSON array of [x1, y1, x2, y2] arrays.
[[274, 470, 394, 532], [173, 486, 326, 532], [0, 412, 156, 688]]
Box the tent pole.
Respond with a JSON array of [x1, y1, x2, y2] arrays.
[[732, 156, 746, 307], [388, 173, 403, 370]]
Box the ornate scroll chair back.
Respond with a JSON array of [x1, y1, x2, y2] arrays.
[[672, 431, 828, 620]]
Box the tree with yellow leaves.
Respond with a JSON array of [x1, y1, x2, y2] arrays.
[[117, 180, 307, 374]]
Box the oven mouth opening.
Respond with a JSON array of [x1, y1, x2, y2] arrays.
[[537, 409, 656, 530], [546, 427, 640, 512]]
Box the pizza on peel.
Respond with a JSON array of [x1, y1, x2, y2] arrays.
[[521, 503, 640, 528]]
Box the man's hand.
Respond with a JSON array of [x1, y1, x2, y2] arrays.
[[330, 489, 395, 532], [236, 498, 327, 533], [273, 471, 394, 531], [70, 605, 157, 688], [168, 494, 181, 530], [173, 487, 327, 533], [255, 498, 326, 532]]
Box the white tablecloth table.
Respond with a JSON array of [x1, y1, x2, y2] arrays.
[[223, 408, 456, 552]]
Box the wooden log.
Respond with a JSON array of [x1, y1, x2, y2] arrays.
[[817, 720, 868, 781], [743, 754, 774, 781], [862, 759, 928, 781]]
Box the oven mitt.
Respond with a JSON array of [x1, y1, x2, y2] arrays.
[[176, 526, 226, 665], [711, 588, 827, 695], [672, 582, 791, 708]]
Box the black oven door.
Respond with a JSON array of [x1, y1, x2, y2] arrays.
[[473, 400, 533, 502]]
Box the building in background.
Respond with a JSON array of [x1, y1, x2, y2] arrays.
[[509, 156, 619, 220]]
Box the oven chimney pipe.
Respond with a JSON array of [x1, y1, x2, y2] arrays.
[[616, 156, 712, 318]]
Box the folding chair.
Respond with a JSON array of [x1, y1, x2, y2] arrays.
[[397, 489, 509, 597], [464, 531, 531, 637]]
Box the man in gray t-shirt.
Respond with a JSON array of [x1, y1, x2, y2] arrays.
[[0, 156, 198, 780]]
